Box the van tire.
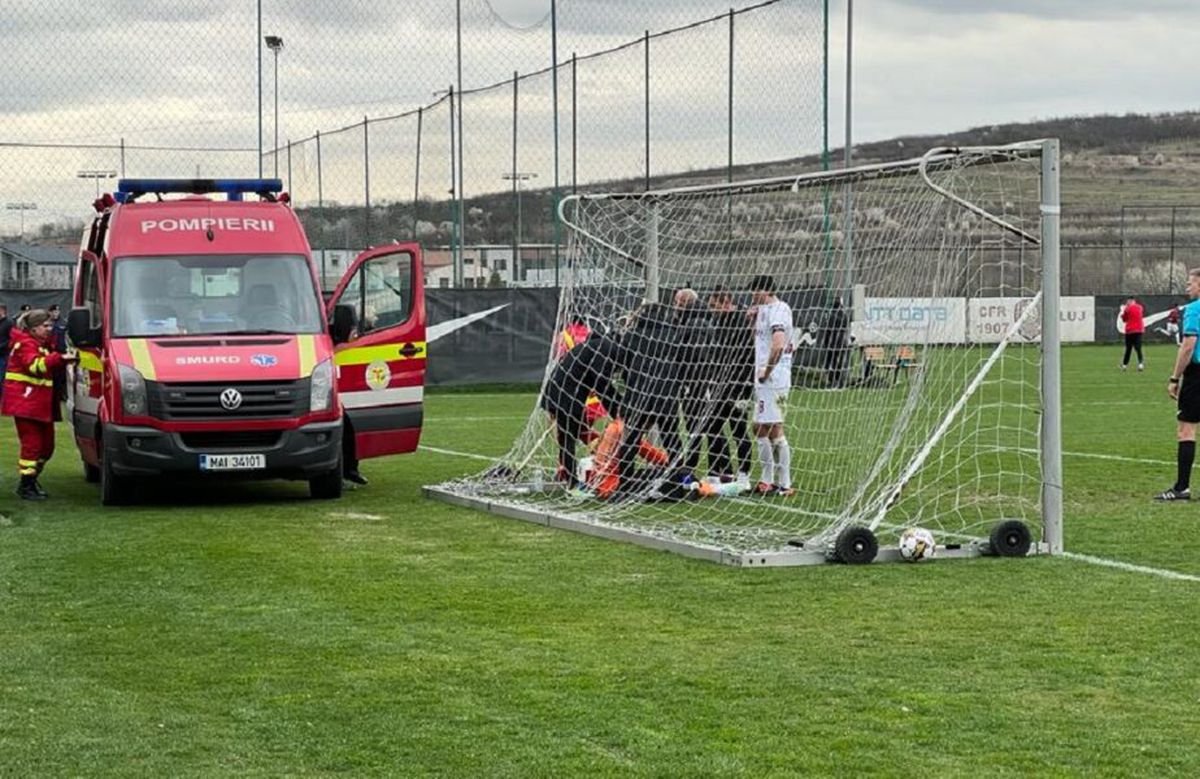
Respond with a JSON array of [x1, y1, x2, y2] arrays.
[[100, 450, 132, 506], [309, 466, 343, 500], [83, 460, 101, 484]]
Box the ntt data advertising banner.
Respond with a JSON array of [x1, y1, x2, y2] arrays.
[[968, 296, 1095, 343], [852, 297, 967, 345]]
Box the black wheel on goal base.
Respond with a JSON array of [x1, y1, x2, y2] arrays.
[[989, 520, 1032, 557], [833, 525, 878, 565]]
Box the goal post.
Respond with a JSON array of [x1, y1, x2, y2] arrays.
[[427, 140, 1063, 567]]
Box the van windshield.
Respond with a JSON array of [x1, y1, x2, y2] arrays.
[[111, 254, 324, 337]]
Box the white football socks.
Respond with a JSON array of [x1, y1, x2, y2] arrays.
[[773, 437, 791, 489], [756, 437, 774, 485]]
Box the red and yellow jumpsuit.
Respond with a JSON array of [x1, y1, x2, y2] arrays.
[[2, 327, 66, 479]]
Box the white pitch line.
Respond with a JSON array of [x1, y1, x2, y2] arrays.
[[1017, 447, 1174, 466], [327, 511, 385, 521], [419, 444, 498, 462], [1063, 552, 1200, 583]]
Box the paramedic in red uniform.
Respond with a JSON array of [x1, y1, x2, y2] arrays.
[[2, 309, 76, 500], [1120, 296, 1145, 372]]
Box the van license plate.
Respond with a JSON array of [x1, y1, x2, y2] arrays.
[[199, 454, 266, 471]]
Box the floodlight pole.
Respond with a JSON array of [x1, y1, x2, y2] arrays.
[[842, 0, 853, 298], [1041, 138, 1063, 555], [6, 202, 38, 240], [256, 0, 263, 177], [265, 35, 285, 179], [78, 169, 117, 198], [503, 172, 537, 269]]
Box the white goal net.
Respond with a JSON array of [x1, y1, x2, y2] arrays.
[[428, 140, 1063, 566]]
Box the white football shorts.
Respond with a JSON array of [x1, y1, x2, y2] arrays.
[[754, 383, 790, 424]]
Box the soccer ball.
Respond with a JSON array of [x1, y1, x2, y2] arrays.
[[898, 527, 936, 562]]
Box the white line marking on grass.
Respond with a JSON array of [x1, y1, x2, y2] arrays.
[[328, 512, 385, 521], [424, 415, 527, 422], [419, 445, 498, 462], [1018, 448, 1174, 466], [1063, 552, 1200, 583]]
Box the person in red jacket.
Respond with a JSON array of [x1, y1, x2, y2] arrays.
[[1120, 296, 1145, 371], [2, 309, 77, 500]]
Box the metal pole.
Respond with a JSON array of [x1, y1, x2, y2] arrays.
[[842, 0, 853, 298], [727, 8, 735, 274], [363, 116, 371, 248], [821, 0, 832, 289], [316, 130, 324, 288], [1119, 204, 1126, 293], [120, 137, 126, 177], [257, 0, 263, 177], [273, 48, 279, 177], [511, 71, 520, 265], [413, 107, 423, 240], [448, 85, 459, 287], [455, 1, 466, 289], [571, 52, 578, 194], [551, 0, 561, 288], [1041, 138, 1064, 555], [286, 139, 292, 194], [643, 29, 651, 192]]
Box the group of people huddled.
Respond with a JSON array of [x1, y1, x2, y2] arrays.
[[539, 274, 797, 501], [0, 302, 76, 501]]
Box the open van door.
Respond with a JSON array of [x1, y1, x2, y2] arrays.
[[327, 243, 425, 459]]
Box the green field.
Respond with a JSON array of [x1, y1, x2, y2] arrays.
[[2, 344, 1199, 776]]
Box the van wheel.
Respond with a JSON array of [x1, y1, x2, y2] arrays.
[[83, 460, 101, 484], [309, 467, 343, 500], [100, 451, 132, 506]]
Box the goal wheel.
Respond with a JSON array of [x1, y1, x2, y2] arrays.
[[833, 525, 878, 565], [989, 520, 1032, 557]]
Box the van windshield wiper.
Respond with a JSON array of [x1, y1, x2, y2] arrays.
[[200, 329, 298, 336]]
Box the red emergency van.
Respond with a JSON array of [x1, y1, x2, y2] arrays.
[[66, 179, 425, 505]]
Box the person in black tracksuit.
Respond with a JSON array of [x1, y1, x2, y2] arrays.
[[616, 302, 685, 494], [673, 291, 713, 474], [701, 289, 754, 480], [540, 330, 625, 488], [820, 297, 851, 388]]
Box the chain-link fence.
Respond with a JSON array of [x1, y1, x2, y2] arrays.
[[2, 0, 828, 288]]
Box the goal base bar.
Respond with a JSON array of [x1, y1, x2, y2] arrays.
[[424, 486, 1050, 567]]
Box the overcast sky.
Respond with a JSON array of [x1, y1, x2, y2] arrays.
[[1, 0, 1196, 233]]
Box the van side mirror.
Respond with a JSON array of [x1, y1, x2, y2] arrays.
[[330, 304, 357, 345], [67, 307, 100, 348]]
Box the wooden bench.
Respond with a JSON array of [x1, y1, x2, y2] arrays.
[[861, 344, 920, 385]]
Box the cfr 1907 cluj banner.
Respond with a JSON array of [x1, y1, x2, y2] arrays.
[[852, 296, 1095, 345], [967, 296, 1094, 343]]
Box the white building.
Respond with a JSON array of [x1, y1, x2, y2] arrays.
[[0, 243, 75, 289]]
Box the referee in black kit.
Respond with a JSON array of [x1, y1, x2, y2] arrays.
[[1158, 268, 1200, 501]]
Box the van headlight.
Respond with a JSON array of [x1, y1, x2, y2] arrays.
[[310, 359, 334, 412], [118, 363, 148, 416]]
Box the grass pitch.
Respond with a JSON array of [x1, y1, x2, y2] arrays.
[[2, 344, 1199, 776]]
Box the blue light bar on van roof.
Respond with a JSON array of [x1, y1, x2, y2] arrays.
[[114, 178, 284, 203]]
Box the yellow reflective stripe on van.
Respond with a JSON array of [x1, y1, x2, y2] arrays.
[[297, 334, 317, 377], [78, 351, 104, 373], [335, 341, 426, 367], [127, 338, 157, 381], [5, 372, 53, 387]]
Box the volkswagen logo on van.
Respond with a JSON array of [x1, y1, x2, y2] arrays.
[[219, 388, 244, 411]]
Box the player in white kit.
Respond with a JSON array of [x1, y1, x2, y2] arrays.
[[749, 274, 794, 497]]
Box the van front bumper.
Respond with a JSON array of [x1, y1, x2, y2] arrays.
[[102, 421, 342, 479]]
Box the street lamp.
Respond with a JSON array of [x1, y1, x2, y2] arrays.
[[501, 172, 537, 263], [5, 202, 37, 240], [78, 169, 117, 198], [264, 34, 285, 178]]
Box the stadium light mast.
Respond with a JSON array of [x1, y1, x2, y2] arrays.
[[265, 34, 285, 179], [502, 172, 538, 261], [5, 202, 38, 240], [78, 169, 117, 198]]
